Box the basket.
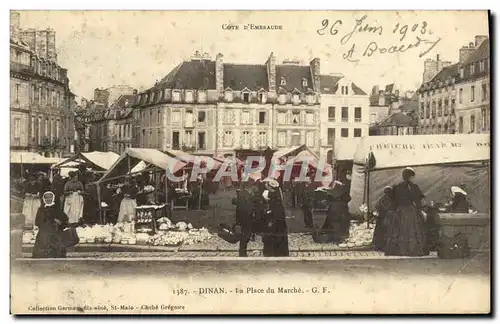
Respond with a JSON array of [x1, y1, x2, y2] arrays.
[[217, 223, 240, 244]]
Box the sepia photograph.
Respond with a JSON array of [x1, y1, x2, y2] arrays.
[[8, 9, 491, 315]]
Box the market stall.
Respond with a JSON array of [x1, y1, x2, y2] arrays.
[[50, 151, 122, 180], [10, 152, 62, 177], [95, 148, 187, 222], [349, 134, 490, 216]]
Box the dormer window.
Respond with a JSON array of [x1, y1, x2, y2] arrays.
[[258, 92, 267, 104], [185, 90, 194, 103], [242, 92, 250, 103], [172, 90, 181, 102], [292, 94, 300, 105], [479, 60, 485, 72], [197, 90, 207, 103], [470, 64, 475, 75], [280, 77, 286, 86], [341, 85, 349, 95], [224, 90, 233, 102], [278, 93, 287, 105], [306, 94, 315, 105], [459, 67, 464, 78], [302, 78, 308, 87]]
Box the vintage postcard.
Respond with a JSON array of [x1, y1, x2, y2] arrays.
[[9, 10, 490, 314]]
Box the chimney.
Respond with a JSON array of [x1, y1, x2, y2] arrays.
[[46, 29, 57, 62], [372, 85, 379, 95], [310, 57, 320, 91], [474, 35, 488, 48], [10, 11, 20, 41], [459, 45, 476, 62], [423, 58, 438, 83], [266, 52, 276, 93], [378, 90, 385, 106], [215, 53, 224, 96]]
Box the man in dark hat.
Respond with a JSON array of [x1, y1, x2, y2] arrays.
[[233, 186, 259, 257]]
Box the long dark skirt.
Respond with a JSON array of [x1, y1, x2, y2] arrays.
[[32, 229, 67, 258], [321, 203, 350, 243], [372, 212, 391, 251], [384, 205, 428, 257], [262, 219, 289, 257]]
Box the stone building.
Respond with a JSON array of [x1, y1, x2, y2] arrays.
[[10, 11, 75, 157], [455, 37, 490, 134], [133, 51, 322, 156], [319, 74, 369, 162], [422, 54, 452, 84], [417, 35, 489, 135], [107, 94, 137, 154]]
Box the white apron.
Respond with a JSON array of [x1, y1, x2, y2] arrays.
[[22, 195, 41, 228], [118, 197, 137, 223], [64, 192, 84, 223]]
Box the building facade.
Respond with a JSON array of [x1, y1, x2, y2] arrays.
[[10, 11, 75, 157], [319, 74, 370, 161], [455, 37, 490, 134], [417, 35, 489, 135], [370, 112, 418, 136], [133, 51, 322, 156], [107, 94, 137, 154]]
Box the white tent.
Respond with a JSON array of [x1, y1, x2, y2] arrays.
[[349, 134, 490, 214], [10, 152, 62, 164], [52, 151, 120, 171]]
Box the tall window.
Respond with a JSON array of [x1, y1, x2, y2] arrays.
[[459, 67, 464, 78], [341, 107, 348, 122], [479, 60, 485, 72], [292, 112, 300, 124], [225, 109, 234, 124], [328, 106, 335, 121], [470, 85, 475, 102], [198, 132, 206, 150], [13, 118, 20, 141], [242, 131, 250, 146], [482, 84, 487, 101], [354, 128, 362, 137], [327, 128, 335, 145], [437, 100, 442, 117], [426, 103, 430, 118], [172, 111, 181, 123], [278, 131, 286, 146], [459, 88, 463, 104], [470, 64, 475, 75], [198, 111, 206, 123], [52, 90, 56, 106], [341, 128, 349, 137], [278, 112, 286, 124], [420, 103, 424, 118], [38, 117, 42, 144], [306, 113, 314, 125], [185, 90, 194, 103], [44, 118, 49, 137], [306, 132, 315, 147], [481, 108, 487, 130], [258, 132, 267, 146], [443, 99, 449, 115], [470, 115, 475, 133], [341, 85, 349, 95], [224, 131, 233, 147], [15, 84, 20, 101], [241, 111, 250, 125], [184, 130, 193, 147], [431, 101, 436, 117], [458, 117, 464, 133], [31, 117, 35, 140], [258, 112, 266, 124], [354, 107, 362, 122]]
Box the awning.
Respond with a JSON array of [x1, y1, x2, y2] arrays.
[[52, 151, 120, 171], [10, 152, 62, 164], [272, 144, 319, 161], [97, 148, 187, 184], [165, 150, 222, 171]]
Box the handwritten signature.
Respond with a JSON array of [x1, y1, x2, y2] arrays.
[[317, 15, 441, 62]]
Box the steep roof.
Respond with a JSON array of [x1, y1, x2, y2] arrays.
[[109, 94, 137, 110], [319, 75, 367, 95], [223, 64, 269, 91], [276, 65, 313, 92], [378, 112, 418, 127], [462, 39, 489, 65], [154, 59, 216, 90]]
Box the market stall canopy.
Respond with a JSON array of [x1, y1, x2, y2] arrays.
[[334, 138, 363, 161], [10, 152, 62, 164], [165, 150, 222, 171], [353, 134, 490, 170], [97, 148, 187, 184], [213, 155, 244, 167], [52, 151, 120, 171], [272, 144, 319, 161]]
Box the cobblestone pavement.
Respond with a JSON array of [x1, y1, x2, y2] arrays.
[[21, 251, 442, 259]]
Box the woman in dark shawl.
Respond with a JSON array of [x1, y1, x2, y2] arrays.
[[384, 167, 429, 257], [262, 179, 289, 257], [372, 186, 396, 251], [32, 192, 69, 258], [320, 180, 351, 243]]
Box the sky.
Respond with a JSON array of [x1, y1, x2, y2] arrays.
[[17, 10, 489, 100]]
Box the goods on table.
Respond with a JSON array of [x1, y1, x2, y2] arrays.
[[148, 228, 211, 246], [22, 229, 38, 244]]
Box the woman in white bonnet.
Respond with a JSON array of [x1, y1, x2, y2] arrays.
[[261, 178, 289, 257]]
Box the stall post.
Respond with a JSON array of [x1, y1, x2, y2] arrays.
[[96, 183, 102, 224], [165, 170, 169, 214]]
